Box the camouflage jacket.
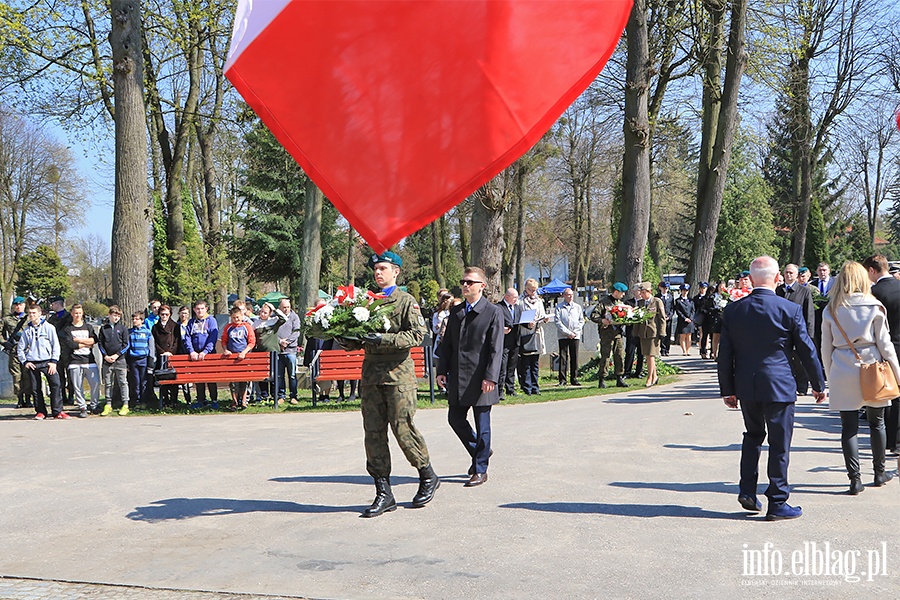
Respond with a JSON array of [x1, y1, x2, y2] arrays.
[[589, 294, 625, 338], [350, 288, 427, 386], [1, 313, 25, 344]]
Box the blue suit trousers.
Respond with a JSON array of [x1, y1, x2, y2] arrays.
[[739, 400, 794, 505]]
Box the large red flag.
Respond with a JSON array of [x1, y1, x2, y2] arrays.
[[226, 0, 632, 252]]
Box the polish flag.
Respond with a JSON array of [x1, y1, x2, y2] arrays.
[[226, 0, 632, 252]]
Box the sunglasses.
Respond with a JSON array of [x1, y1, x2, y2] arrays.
[[459, 279, 484, 286]]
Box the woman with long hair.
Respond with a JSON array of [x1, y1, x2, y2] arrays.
[[821, 261, 900, 494]]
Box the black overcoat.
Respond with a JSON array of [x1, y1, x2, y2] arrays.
[[438, 298, 504, 407]]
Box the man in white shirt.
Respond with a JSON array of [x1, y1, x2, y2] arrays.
[[555, 288, 584, 386]]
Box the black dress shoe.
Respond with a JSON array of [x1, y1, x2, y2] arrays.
[[738, 494, 762, 512], [465, 473, 488, 487]]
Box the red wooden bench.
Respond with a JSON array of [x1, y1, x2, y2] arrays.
[[159, 352, 280, 406], [311, 346, 435, 406]]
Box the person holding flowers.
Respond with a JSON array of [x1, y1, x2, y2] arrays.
[[330, 251, 439, 518], [589, 282, 629, 388], [633, 282, 667, 387]]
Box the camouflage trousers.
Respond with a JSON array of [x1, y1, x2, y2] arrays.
[[7, 355, 31, 398], [360, 384, 430, 478], [599, 333, 626, 376]]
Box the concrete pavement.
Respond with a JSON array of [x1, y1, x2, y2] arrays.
[[0, 354, 897, 599]]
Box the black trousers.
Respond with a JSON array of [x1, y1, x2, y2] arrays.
[[840, 408, 887, 476], [498, 345, 518, 396], [517, 354, 540, 394], [625, 334, 643, 376], [886, 398, 899, 451], [28, 361, 63, 417], [558, 338, 579, 384]]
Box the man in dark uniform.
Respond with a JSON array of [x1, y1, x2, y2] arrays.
[[589, 282, 629, 388], [863, 254, 900, 452], [340, 251, 439, 517], [2, 296, 32, 407], [656, 282, 674, 356], [47, 296, 73, 405], [776, 263, 815, 395], [496, 288, 521, 399]]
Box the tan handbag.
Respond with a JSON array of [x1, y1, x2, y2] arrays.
[[832, 312, 900, 404]]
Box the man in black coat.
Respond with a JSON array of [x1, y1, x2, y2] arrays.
[[437, 266, 504, 487], [496, 288, 521, 399], [776, 263, 816, 395], [864, 254, 900, 452]]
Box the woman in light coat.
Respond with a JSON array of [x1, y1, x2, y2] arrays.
[[517, 278, 547, 395], [821, 261, 900, 494], [632, 282, 667, 387]]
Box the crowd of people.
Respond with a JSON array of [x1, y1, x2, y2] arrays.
[[1, 295, 307, 418]]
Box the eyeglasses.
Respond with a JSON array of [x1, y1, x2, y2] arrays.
[[459, 279, 484, 286]]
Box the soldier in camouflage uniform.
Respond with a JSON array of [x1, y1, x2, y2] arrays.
[[340, 251, 439, 518], [1, 297, 32, 407], [589, 282, 629, 388]]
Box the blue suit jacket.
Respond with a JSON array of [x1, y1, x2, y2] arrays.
[[717, 288, 825, 403]]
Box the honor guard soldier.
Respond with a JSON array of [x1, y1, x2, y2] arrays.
[[590, 282, 629, 388], [339, 251, 439, 517]]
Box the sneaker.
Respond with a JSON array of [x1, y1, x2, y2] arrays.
[[100, 404, 112, 416], [33, 413, 46, 420], [55, 412, 71, 420], [118, 406, 130, 416], [209, 401, 219, 410], [78, 410, 89, 418]]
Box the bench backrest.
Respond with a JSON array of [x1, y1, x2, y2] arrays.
[[316, 346, 427, 381], [161, 353, 272, 384]]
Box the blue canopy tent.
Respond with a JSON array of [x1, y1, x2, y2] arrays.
[[538, 278, 569, 295]]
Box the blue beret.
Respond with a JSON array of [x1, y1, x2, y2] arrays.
[[12, 296, 25, 304], [612, 282, 628, 293], [798, 267, 809, 274], [739, 270, 750, 278], [369, 251, 402, 268]]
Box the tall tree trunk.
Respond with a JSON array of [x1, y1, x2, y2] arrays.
[[299, 178, 323, 309], [790, 56, 813, 265], [430, 220, 444, 287], [686, 0, 747, 286], [471, 186, 505, 300], [457, 202, 470, 266], [110, 0, 149, 316], [515, 167, 526, 290], [196, 127, 226, 313], [615, 0, 652, 287]]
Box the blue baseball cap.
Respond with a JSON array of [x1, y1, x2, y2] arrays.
[[612, 282, 628, 293], [369, 251, 402, 268]]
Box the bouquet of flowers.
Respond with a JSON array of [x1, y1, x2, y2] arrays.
[[713, 294, 730, 310], [729, 287, 751, 302], [810, 287, 829, 309], [305, 285, 394, 340], [606, 303, 652, 325]]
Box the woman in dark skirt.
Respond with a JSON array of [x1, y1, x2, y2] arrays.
[[702, 282, 727, 360], [674, 284, 695, 355]]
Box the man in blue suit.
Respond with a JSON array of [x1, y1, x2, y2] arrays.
[[718, 256, 826, 521]]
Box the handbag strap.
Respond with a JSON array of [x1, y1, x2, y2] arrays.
[[831, 310, 863, 362]]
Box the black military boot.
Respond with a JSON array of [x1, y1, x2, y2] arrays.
[[616, 375, 629, 388], [411, 464, 440, 508], [598, 377, 607, 389], [362, 478, 396, 518]]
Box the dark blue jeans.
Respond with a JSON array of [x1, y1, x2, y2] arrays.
[[276, 352, 298, 399], [448, 403, 492, 474], [126, 356, 148, 406]]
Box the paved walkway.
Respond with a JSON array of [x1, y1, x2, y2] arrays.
[[0, 355, 897, 599]]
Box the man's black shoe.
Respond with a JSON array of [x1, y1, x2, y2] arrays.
[[738, 494, 762, 512], [616, 376, 629, 388]]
